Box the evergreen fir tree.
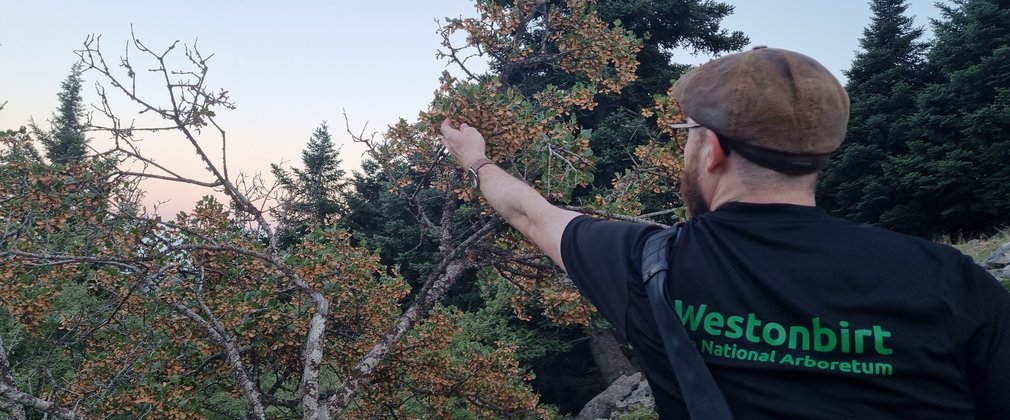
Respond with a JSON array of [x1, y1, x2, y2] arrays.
[[38, 63, 90, 164], [819, 0, 929, 223], [271, 122, 346, 246], [880, 0, 1010, 235]]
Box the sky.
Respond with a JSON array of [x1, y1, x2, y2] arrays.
[[0, 1, 945, 219]]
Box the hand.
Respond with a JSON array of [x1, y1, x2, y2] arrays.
[[439, 118, 487, 169]]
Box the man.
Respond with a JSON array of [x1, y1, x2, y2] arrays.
[[439, 47, 1010, 419]]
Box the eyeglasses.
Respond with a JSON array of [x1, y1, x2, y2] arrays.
[[670, 121, 735, 156], [670, 122, 703, 129], [669, 121, 703, 150]]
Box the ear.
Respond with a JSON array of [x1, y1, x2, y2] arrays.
[[704, 130, 729, 173]]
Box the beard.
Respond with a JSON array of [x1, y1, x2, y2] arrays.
[[680, 161, 710, 218]]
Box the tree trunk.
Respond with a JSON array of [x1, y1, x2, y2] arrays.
[[587, 330, 636, 384]]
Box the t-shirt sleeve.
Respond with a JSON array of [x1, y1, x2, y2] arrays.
[[963, 262, 1010, 419], [560, 215, 660, 337]]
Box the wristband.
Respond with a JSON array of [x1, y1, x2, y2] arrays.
[[468, 158, 495, 189]]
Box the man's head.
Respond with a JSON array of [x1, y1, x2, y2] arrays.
[[671, 47, 849, 216]]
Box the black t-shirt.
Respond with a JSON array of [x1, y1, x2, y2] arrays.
[[561, 202, 1010, 419]]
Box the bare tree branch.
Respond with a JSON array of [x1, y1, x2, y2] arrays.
[[0, 335, 27, 420], [559, 205, 670, 227], [0, 333, 77, 419], [0, 384, 78, 420], [171, 289, 266, 419], [116, 171, 223, 188]]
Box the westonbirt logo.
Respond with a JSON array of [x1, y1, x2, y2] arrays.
[[673, 300, 894, 376]]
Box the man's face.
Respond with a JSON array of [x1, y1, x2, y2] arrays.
[[680, 125, 710, 218]]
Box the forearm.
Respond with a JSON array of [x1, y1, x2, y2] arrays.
[[476, 165, 547, 230], [438, 119, 578, 268], [475, 164, 579, 269]]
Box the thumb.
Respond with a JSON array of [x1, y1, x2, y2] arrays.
[[440, 118, 456, 136]]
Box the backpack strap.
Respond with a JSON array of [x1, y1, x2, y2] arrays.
[[642, 223, 734, 419]]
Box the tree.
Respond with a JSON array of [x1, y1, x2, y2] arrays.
[[818, 0, 930, 223], [867, 0, 1010, 235], [1, 30, 544, 418], [36, 63, 90, 164], [495, 0, 748, 202], [340, 159, 446, 287], [0, 125, 131, 420], [271, 122, 346, 247], [341, 0, 746, 412], [1, 0, 746, 417]]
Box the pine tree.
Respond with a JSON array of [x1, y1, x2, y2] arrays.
[[271, 122, 346, 246], [818, 0, 929, 223], [38, 62, 90, 164]]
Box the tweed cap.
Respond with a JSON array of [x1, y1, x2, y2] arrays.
[[671, 46, 850, 174]]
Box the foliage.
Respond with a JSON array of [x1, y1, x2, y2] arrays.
[[0, 29, 543, 419], [338, 0, 745, 413], [35, 63, 91, 165], [888, 0, 1010, 236], [818, 0, 930, 223], [585, 0, 745, 197], [0, 158, 544, 417], [271, 122, 347, 248], [491, 0, 748, 199], [0, 0, 752, 417], [821, 0, 1010, 237], [340, 159, 448, 288]]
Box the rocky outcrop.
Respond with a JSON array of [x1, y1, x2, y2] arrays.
[[576, 372, 654, 420], [982, 242, 1010, 284]]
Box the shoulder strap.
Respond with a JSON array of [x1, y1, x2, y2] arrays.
[[642, 224, 734, 419]]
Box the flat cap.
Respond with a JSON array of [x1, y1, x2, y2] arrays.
[[672, 47, 850, 173]]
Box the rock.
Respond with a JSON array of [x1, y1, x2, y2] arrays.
[[576, 372, 655, 420], [982, 242, 1010, 269], [612, 378, 655, 419], [1000, 265, 1010, 279]]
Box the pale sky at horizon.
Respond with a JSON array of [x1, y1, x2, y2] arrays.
[[0, 1, 944, 219]]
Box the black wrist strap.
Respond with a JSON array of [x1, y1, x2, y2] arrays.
[[642, 224, 734, 419]]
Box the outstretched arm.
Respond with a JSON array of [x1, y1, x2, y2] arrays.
[[439, 119, 580, 271]]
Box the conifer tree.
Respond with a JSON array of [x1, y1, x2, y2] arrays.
[[878, 0, 1010, 235], [37, 62, 90, 164], [818, 0, 929, 223], [271, 122, 346, 246]]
